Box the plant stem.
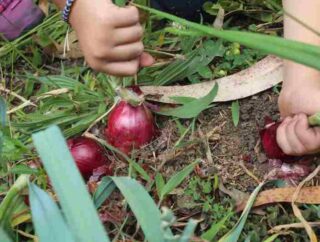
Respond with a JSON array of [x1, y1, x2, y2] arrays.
[[83, 99, 119, 135], [116, 87, 144, 107], [308, 113, 320, 126], [0, 175, 30, 220]]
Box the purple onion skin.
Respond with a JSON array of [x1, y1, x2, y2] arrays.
[[260, 122, 289, 160], [105, 101, 156, 154], [67, 137, 109, 178]]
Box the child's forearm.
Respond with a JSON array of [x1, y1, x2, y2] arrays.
[[283, 0, 320, 88]]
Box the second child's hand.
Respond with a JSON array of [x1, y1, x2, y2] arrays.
[[53, 0, 154, 76]]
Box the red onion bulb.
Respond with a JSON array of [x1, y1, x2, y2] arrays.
[[260, 121, 291, 160], [105, 100, 156, 154], [67, 137, 109, 178]]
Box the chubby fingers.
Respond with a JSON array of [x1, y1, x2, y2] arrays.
[[112, 6, 140, 28], [276, 114, 320, 155], [295, 113, 320, 153]]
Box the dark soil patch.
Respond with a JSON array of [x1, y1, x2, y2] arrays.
[[138, 89, 280, 192]]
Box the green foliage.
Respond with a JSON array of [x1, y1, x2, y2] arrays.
[[218, 182, 266, 242], [0, 97, 6, 127], [0, 133, 29, 162], [145, 40, 225, 86], [0, 13, 67, 68], [112, 177, 166, 242], [158, 84, 218, 119], [231, 101, 240, 127], [201, 212, 233, 241], [159, 161, 198, 201], [0, 227, 12, 242], [32, 126, 110, 242], [155, 173, 165, 198], [8, 164, 38, 175], [93, 177, 116, 209], [29, 183, 76, 242], [136, 4, 320, 71], [0, 175, 29, 239], [12, 73, 112, 139], [0, 97, 6, 160], [2, 1, 319, 241]]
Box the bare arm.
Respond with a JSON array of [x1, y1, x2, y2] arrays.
[[282, 0, 320, 90], [276, 1, 320, 156]]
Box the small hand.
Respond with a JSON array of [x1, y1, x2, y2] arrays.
[[70, 0, 154, 76], [276, 113, 320, 156]]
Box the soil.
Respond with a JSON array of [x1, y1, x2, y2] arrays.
[[138, 89, 280, 192]]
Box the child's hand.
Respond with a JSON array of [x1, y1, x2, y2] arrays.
[[276, 114, 320, 156], [69, 0, 154, 76]]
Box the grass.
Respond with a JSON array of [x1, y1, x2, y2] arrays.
[[1, 0, 320, 241]]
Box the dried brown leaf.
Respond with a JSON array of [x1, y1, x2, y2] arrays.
[[237, 186, 320, 212], [291, 165, 320, 242], [269, 222, 320, 234], [141, 56, 283, 103]]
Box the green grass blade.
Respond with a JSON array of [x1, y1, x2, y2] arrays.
[[93, 177, 116, 209], [0, 175, 29, 221], [0, 227, 12, 242], [32, 126, 110, 242], [135, 4, 320, 71], [131, 160, 152, 182], [29, 183, 75, 242], [231, 101, 240, 127], [218, 182, 266, 242], [158, 84, 218, 119], [0, 97, 4, 158], [0, 97, 6, 127], [160, 161, 198, 200], [178, 219, 198, 242], [111, 177, 165, 242], [0, 175, 29, 238], [262, 233, 280, 242], [201, 212, 233, 241], [155, 173, 165, 199]]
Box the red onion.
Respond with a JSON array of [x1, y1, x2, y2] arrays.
[[105, 87, 156, 154], [67, 137, 109, 178], [260, 121, 292, 161]]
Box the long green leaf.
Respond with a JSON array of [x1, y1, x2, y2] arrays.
[[218, 182, 266, 242], [135, 4, 320, 71], [0, 227, 12, 242], [93, 176, 116, 209], [111, 177, 165, 242], [158, 84, 218, 119], [32, 126, 110, 242], [160, 161, 198, 200], [29, 183, 75, 242], [179, 219, 198, 242]]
